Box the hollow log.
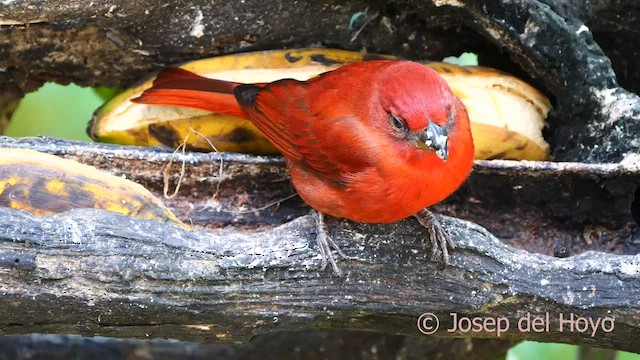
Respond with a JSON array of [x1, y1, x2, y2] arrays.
[[2, 0, 640, 357], [0, 138, 638, 354]]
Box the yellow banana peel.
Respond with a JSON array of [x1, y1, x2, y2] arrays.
[[0, 148, 185, 226], [429, 63, 551, 160], [89, 48, 551, 160]]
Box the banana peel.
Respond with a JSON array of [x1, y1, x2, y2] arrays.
[[0, 148, 185, 226], [89, 48, 551, 160], [429, 63, 551, 160]]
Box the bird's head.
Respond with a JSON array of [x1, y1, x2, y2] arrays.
[[374, 61, 470, 162]]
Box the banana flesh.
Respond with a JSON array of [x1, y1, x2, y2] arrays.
[[430, 63, 551, 160], [0, 148, 185, 226]]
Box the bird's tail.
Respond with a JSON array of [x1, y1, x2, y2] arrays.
[[132, 67, 251, 119]]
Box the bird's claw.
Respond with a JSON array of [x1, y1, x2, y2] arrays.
[[312, 211, 352, 276], [414, 209, 455, 267]]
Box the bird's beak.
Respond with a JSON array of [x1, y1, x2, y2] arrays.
[[416, 120, 448, 161]]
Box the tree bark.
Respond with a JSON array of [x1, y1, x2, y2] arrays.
[[0, 137, 638, 353], [0, 333, 515, 360], [0, 96, 19, 135], [2, 0, 640, 356], [0, 207, 639, 352]]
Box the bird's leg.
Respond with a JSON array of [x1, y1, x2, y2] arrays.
[[414, 208, 455, 266], [311, 210, 351, 276]]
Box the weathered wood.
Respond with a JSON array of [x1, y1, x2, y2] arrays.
[[0, 206, 638, 351], [539, 0, 640, 95], [0, 333, 515, 360], [0, 137, 639, 353], [2, 0, 640, 354], [3, 137, 638, 257], [0, 96, 18, 135]]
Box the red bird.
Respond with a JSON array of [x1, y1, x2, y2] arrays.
[[134, 60, 474, 275]]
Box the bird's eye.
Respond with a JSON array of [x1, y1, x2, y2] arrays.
[[389, 113, 407, 133]]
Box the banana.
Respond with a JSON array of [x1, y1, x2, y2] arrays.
[[0, 148, 185, 226], [89, 48, 551, 160], [429, 63, 551, 160]]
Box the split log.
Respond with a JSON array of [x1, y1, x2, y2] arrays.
[[0, 138, 638, 353], [2, 0, 640, 356]]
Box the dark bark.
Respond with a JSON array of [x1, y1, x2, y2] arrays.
[[0, 96, 18, 134], [0, 137, 638, 353], [0, 206, 638, 352], [2, 0, 640, 356], [1, 0, 640, 162], [0, 333, 515, 360], [447, 0, 640, 163], [540, 0, 640, 94]]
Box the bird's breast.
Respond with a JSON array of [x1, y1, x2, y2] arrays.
[[288, 154, 465, 224]]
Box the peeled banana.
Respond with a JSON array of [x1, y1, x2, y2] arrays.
[[89, 48, 551, 160], [429, 63, 551, 160], [0, 148, 185, 226]]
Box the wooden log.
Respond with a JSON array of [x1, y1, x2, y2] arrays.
[[0, 333, 515, 360], [2, 0, 640, 354], [0, 137, 638, 353]]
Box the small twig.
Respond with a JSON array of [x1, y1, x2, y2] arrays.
[[187, 126, 224, 198], [349, 8, 379, 43], [162, 133, 189, 200]]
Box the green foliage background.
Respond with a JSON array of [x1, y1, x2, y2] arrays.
[[4, 83, 118, 140]]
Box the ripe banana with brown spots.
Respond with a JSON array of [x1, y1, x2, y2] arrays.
[[0, 148, 185, 226]]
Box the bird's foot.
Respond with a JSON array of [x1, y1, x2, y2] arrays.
[[311, 211, 352, 276], [414, 208, 455, 267]]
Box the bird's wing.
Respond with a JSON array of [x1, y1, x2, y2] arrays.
[[234, 80, 373, 180]]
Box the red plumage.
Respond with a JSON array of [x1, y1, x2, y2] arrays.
[[133, 67, 249, 119]]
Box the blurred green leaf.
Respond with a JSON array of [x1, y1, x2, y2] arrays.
[[507, 342, 577, 360], [93, 87, 123, 101], [506, 341, 640, 360], [619, 351, 640, 360], [442, 52, 479, 66], [4, 83, 117, 141]]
